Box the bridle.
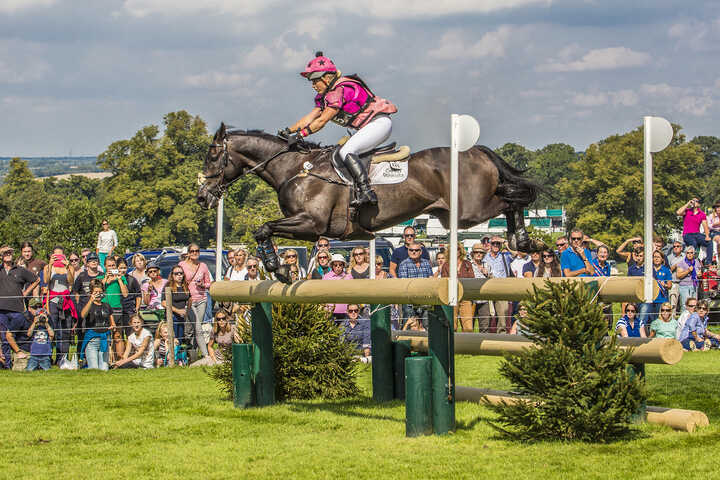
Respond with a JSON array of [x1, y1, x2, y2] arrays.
[[202, 134, 295, 197]]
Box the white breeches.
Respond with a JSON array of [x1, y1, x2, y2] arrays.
[[339, 115, 392, 159]]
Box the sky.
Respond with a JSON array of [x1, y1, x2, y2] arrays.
[[1, 0, 718, 157]]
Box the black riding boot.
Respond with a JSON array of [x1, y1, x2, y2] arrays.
[[256, 238, 279, 273], [343, 153, 378, 207]]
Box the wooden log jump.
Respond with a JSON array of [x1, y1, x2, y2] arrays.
[[393, 331, 683, 365], [459, 277, 657, 303], [211, 276, 655, 305], [454, 386, 709, 433]]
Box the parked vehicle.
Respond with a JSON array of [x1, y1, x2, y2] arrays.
[[142, 250, 229, 280]]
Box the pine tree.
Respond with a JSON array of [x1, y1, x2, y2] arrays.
[[487, 280, 646, 442]]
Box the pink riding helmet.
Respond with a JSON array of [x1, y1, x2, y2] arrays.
[[300, 51, 337, 80]]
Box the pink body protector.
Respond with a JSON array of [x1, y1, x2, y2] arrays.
[[315, 74, 397, 129]]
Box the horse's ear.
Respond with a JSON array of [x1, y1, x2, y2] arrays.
[[219, 122, 226, 137]]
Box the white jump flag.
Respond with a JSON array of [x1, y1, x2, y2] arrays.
[[643, 116, 673, 303], [449, 114, 480, 306]]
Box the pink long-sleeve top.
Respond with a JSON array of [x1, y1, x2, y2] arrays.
[[180, 260, 212, 303], [322, 269, 352, 314]]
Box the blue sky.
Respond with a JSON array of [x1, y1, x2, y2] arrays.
[[1, 0, 718, 156]]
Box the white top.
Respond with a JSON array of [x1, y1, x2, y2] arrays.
[[97, 230, 118, 253], [226, 266, 248, 281], [128, 328, 155, 368], [510, 256, 531, 278]]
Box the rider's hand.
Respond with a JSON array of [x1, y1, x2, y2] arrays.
[[277, 127, 292, 139], [287, 132, 303, 147]]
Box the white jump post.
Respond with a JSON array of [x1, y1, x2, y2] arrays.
[[643, 116, 673, 302], [216, 197, 224, 278], [369, 238, 376, 279], [450, 114, 480, 306]]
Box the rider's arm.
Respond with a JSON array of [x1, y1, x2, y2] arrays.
[[302, 107, 339, 136], [289, 108, 323, 133]]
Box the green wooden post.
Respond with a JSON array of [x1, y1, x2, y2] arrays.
[[628, 362, 647, 423], [371, 304, 394, 402], [392, 340, 412, 400], [405, 356, 433, 437], [232, 343, 254, 408], [428, 305, 455, 435], [251, 302, 275, 407]]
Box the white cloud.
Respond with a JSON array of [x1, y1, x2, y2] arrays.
[[295, 17, 329, 40], [428, 26, 513, 60], [572, 92, 607, 107], [367, 24, 395, 37], [241, 37, 310, 71], [611, 89, 638, 107], [676, 96, 713, 116], [336, 0, 551, 18], [640, 83, 675, 96], [121, 0, 272, 17], [0, 0, 55, 13], [0, 40, 50, 84], [183, 72, 252, 89], [538, 47, 651, 72]]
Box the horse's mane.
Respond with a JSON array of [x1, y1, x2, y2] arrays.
[[224, 128, 327, 150]]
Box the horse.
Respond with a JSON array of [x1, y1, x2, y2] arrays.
[[197, 123, 543, 283]]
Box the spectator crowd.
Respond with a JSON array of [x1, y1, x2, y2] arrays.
[[2, 198, 720, 372]]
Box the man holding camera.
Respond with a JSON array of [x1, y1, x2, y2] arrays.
[[4, 297, 44, 370], [25, 305, 54, 371], [0, 245, 39, 369], [677, 198, 712, 266]]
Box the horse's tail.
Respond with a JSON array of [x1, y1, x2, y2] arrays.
[[475, 145, 540, 207]]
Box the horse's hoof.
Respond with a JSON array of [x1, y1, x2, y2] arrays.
[[507, 234, 518, 251], [274, 266, 292, 284], [528, 238, 548, 252]]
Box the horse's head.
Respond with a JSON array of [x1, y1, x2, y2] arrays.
[[197, 122, 243, 209]]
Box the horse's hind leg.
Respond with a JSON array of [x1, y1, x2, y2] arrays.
[[506, 207, 545, 253]]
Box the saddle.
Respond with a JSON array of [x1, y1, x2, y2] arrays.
[[331, 142, 410, 186]]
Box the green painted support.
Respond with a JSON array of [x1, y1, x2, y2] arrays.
[[405, 356, 433, 437], [392, 340, 412, 400], [428, 305, 455, 435], [251, 302, 275, 407], [371, 304, 394, 402], [628, 362, 647, 423], [232, 343, 254, 408]]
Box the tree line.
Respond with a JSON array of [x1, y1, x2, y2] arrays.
[[1, 110, 716, 258]]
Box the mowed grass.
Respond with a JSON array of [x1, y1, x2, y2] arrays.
[[2, 352, 720, 480]]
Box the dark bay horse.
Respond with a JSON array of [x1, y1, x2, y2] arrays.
[[197, 123, 541, 282]]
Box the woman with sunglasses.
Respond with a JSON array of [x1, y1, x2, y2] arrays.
[[196, 310, 241, 365], [43, 245, 78, 366], [440, 243, 475, 332], [179, 243, 212, 358], [142, 262, 166, 310], [282, 248, 306, 279], [637, 250, 672, 328], [615, 304, 646, 338], [374, 256, 388, 279], [310, 251, 332, 279], [535, 249, 562, 278], [349, 247, 370, 279], [323, 254, 352, 323], [678, 300, 720, 351], [649, 302, 678, 339], [341, 304, 371, 360], [161, 267, 191, 344]]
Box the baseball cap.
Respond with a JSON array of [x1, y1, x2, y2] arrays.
[[86, 252, 99, 262]]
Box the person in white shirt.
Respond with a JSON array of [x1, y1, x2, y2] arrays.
[[510, 252, 531, 278], [113, 315, 154, 369], [96, 219, 118, 269]]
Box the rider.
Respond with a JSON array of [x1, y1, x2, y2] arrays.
[[280, 52, 398, 208]]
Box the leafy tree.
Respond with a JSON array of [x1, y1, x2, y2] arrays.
[[487, 281, 645, 442], [559, 125, 702, 248], [691, 136, 720, 203], [96, 111, 218, 250], [528, 143, 579, 208], [0, 159, 50, 252], [42, 175, 101, 200], [39, 198, 105, 255], [497, 142, 535, 171]]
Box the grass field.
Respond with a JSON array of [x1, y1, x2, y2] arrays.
[[2, 352, 719, 479]]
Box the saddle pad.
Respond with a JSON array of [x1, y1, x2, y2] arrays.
[[332, 159, 408, 186]]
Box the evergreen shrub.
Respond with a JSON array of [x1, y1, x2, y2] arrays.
[[209, 302, 360, 401], [486, 280, 646, 442]]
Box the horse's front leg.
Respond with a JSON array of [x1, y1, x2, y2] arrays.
[[253, 213, 323, 284]]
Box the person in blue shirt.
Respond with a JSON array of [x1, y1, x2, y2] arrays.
[[560, 230, 594, 277], [389, 226, 430, 278], [615, 304, 646, 338], [679, 301, 720, 351], [342, 304, 371, 360], [591, 245, 611, 277], [637, 250, 673, 328]]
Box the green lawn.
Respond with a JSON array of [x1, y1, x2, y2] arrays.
[[2, 353, 719, 479]]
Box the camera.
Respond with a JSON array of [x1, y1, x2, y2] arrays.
[[35, 314, 48, 325], [109, 269, 119, 275]]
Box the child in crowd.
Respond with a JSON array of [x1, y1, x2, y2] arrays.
[[25, 309, 54, 371]]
